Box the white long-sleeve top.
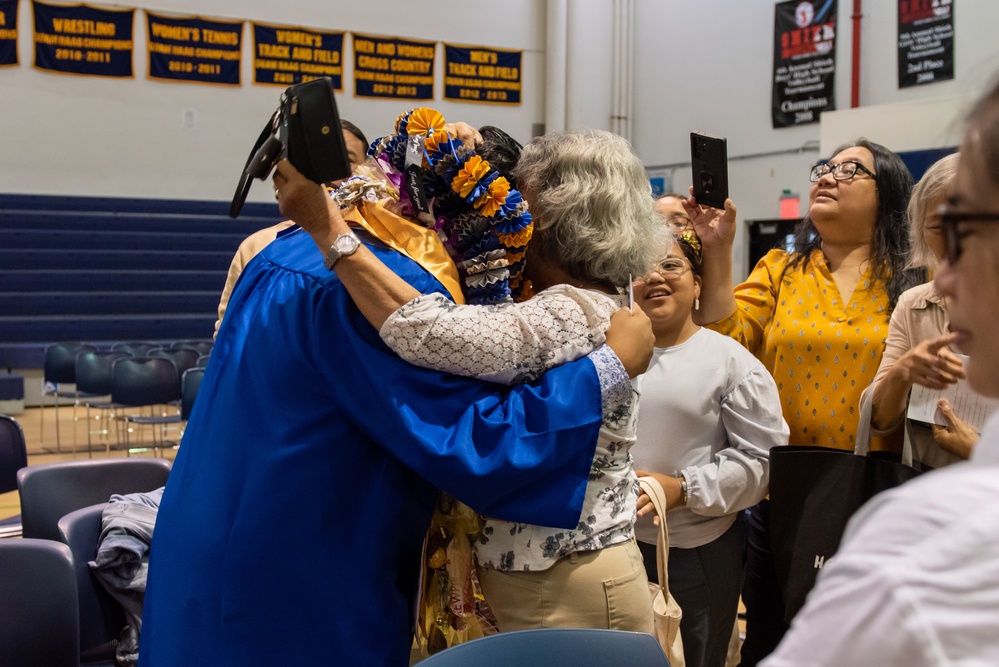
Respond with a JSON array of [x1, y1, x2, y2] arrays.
[[633, 327, 789, 549]]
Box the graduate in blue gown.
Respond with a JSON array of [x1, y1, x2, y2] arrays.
[[138, 224, 637, 666]]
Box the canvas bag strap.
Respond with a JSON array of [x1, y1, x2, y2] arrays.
[[639, 476, 672, 595]]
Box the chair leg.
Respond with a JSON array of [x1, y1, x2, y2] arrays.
[[53, 394, 62, 453], [85, 403, 93, 459]]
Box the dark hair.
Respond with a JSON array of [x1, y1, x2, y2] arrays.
[[676, 235, 702, 277], [477, 125, 523, 187], [340, 119, 368, 149], [789, 138, 925, 309], [967, 78, 999, 190]]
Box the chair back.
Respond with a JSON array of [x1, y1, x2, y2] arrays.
[[149, 347, 200, 377], [111, 357, 181, 407], [58, 503, 126, 662], [0, 415, 28, 495], [44, 342, 98, 385], [196, 353, 211, 369], [172, 339, 214, 356], [75, 350, 131, 396], [17, 457, 171, 541], [417, 628, 671, 666], [181, 367, 206, 421], [110, 341, 157, 357], [0, 539, 80, 667]]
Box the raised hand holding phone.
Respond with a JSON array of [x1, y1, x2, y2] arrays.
[[690, 132, 729, 210]]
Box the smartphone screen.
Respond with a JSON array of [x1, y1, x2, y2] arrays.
[[690, 133, 729, 210]]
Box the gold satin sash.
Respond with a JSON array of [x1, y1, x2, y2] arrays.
[[342, 200, 466, 305]]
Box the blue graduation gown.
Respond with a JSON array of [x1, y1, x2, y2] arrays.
[[139, 229, 603, 666]]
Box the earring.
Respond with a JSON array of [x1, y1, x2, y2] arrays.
[[694, 298, 700, 311]]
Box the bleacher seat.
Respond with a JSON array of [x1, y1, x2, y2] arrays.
[[0, 194, 281, 365]]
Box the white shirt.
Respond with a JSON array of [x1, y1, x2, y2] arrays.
[[633, 328, 788, 548], [763, 411, 999, 667]]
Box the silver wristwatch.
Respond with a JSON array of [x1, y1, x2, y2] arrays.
[[323, 232, 361, 270]]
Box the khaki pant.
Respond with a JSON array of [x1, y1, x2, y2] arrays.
[[477, 539, 654, 634]]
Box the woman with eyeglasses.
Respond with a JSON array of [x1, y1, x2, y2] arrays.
[[631, 230, 788, 667], [689, 139, 924, 664], [860, 153, 979, 468]]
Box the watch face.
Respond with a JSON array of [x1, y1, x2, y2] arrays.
[[334, 233, 359, 253]]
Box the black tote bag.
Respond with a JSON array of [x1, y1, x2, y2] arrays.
[[768, 443, 922, 622]]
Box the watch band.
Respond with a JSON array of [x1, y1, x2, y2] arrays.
[[324, 232, 360, 270]]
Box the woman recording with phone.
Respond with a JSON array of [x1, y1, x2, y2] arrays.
[[690, 139, 923, 664]]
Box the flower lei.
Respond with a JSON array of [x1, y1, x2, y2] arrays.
[[341, 107, 533, 305]]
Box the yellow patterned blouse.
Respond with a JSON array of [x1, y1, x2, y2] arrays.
[[708, 249, 890, 450]]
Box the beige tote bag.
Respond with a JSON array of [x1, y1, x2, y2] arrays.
[[639, 476, 686, 667]]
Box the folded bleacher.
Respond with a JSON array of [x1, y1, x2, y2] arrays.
[[0, 194, 281, 370]]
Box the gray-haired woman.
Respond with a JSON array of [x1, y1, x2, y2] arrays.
[[862, 152, 978, 466], [275, 126, 665, 632]]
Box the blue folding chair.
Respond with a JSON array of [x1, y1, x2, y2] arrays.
[[417, 628, 670, 666], [0, 539, 80, 667], [0, 415, 28, 537], [17, 457, 171, 542]]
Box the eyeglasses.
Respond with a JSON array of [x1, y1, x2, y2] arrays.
[[938, 204, 999, 264], [666, 215, 693, 232], [650, 257, 690, 279], [809, 161, 877, 183]]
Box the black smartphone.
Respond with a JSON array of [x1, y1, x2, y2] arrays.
[[690, 132, 729, 210]]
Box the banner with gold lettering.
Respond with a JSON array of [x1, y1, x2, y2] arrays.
[[32, 1, 134, 77], [898, 0, 953, 88], [0, 0, 17, 66], [443, 44, 521, 105], [146, 12, 242, 86], [352, 33, 434, 100], [252, 23, 344, 87]]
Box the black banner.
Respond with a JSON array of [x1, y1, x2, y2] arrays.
[[772, 0, 837, 128], [32, 1, 134, 78], [898, 0, 953, 88], [353, 33, 434, 100], [252, 23, 344, 87], [146, 12, 241, 86], [0, 0, 17, 66], [444, 44, 522, 105]]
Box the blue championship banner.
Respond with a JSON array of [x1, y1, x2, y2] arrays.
[[353, 33, 434, 100], [32, 1, 134, 78], [252, 23, 344, 87], [772, 0, 837, 128], [898, 0, 953, 88], [443, 44, 522, 105], [146, 12, 241, 86], [0, 0, 17, 66]]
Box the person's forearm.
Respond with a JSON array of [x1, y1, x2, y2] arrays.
[[693, 245, 737, 324], [870, 367, 910, 431], [304, 198, 420, 330]]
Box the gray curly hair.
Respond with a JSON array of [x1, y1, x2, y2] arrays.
[[512, 129, 666, 288]]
